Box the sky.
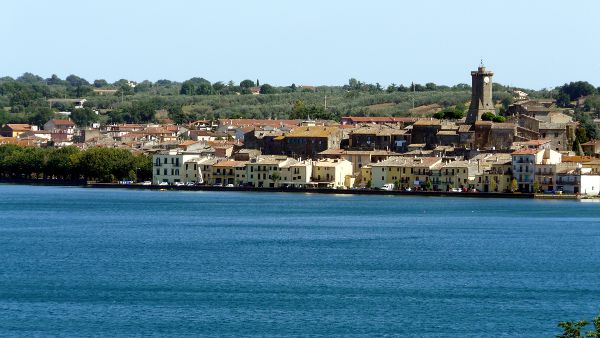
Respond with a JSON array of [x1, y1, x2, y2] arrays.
[[2, 0, 599, 90]]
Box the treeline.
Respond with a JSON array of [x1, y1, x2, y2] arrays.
[[3, 72, 596, 127], [0, 145, 151, 183]]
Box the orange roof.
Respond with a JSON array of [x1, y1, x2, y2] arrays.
[[343, 116, 419, 123], [4, 124, 32, 131], [213, 160, 246, 167], [562, 156, 595, 163], [524, 139, 551, 146], [512, 148, 540, 155]]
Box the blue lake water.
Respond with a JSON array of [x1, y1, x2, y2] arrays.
[[1, 184, 599, 336]]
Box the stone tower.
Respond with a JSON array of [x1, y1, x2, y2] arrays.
[[465, 65, 495, 124]]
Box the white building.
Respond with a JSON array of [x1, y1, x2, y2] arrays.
[[152, 149, 209, 184]]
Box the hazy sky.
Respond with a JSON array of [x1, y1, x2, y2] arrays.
[[2, 0, 599, 89]]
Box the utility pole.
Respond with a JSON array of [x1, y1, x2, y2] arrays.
[[324, 95, 327, 110]]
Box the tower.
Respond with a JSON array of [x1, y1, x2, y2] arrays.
[[465, 64, 495, 124]]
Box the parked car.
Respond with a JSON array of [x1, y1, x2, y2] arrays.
[[381, 183, 395, 191], [158, 182, 168, 186], [450, 188, 462, 192], [225, 184, 235, 188], [185, 182, 195, 186]]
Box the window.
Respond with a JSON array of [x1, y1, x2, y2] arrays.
[[156, 169, 160, 175], [163, 169, 167, 175]]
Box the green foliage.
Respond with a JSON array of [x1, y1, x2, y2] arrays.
[[434, 104, 466, 120], [533, 180, 541, 193], [0, 144, 151, 183], [70, 107, 99, 127], [558, 81, 597, 101], [259, 84, 276, 94], [558, 320, 588, 338], [240, 79, 255, 88], [584, 95, 600, 112], [574, 112, 599, 140], [492, 115, 506, 123], [510, 178, 518, 192], [481, 112, 496, 121]]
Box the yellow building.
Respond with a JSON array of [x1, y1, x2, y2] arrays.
[[370, 157, 409, 189], [245, 156, 294, 188], [311, 158, 353, 188], [212, 160, 248, 186]]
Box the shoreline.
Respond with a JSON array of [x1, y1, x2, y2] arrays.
[[0, 178, 539, 199]]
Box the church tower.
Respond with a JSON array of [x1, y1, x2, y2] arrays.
[[465, 64, 495, 124]]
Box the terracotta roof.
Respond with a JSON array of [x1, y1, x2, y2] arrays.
[[581, 140, 600, 146], [213, 160, 247, 167], [285, 126, 339, 138], [512, 148, 540, 155], [4, 124, 32, 131], [413, 119, 441, 126], [342, 116, 419, 123], [524, 139, 551, 146]]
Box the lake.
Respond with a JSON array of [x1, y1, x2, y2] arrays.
[[1, 184, 599, 336]]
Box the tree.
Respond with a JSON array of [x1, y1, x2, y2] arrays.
[[65, 74, 90, 87], [425, 82, 437, 91], [93, 79, 108, 88], [558, 81, 597, 101], [557, 320, 588, 338], [533, 180, 541, 193], [259, 84, 276, 94], [510, 178, 518, 192], [290, 100, 306, 119], [481, 112, 496, 121], [271, 171, 281, 187], [489, 177, 497, 192], [71, 107, 99, 127], [492, 115, 506, 123], [240, 79, 255, 88]]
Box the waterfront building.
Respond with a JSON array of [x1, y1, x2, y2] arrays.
[[211, 160, 248, 186], [511, 148, 562, 192], [311, 158, 353, 189], [245, 156, 295, 188], [318, 149, 402, 174], [370, 157, 409, 189]]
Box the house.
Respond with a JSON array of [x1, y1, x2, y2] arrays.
[[211, 160, 247, 186], [278, 126, 343, 159], [474, 154, 513, 192], [311, 158, 353, 188], [245, 156, 294, 188], [152, 149, 211, 184], [581, 140, 600, 156], [370, 157, 409, 189], [438, 160, 481, 191], [348, 124, 409, 151], [0, 124, 34, 137], [318, 149, 402, 174], [511, 148, 562, 192], [44, 119, 75, 133], [555, 166, 600, 195]]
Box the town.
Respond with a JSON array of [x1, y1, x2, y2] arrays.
[[1, 65, 600, 196]]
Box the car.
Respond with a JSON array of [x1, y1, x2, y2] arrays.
[[450, 188, 462, 192], [381, 183, 395, 191], [158, 182, 168, 186], [404, 187, 412, 192], [225, 184, 235, 188], [141, 181, 151, 186], [185, 182, 195, 186], [173, 182, 184, 186]]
